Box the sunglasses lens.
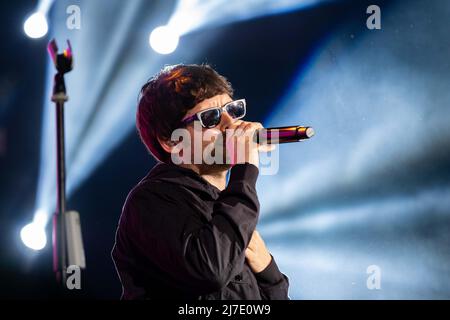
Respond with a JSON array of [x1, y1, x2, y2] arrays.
[[226, 101, 246, 119], [200, 109, 221, 128]]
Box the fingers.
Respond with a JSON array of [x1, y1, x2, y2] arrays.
[[245, 231, 272, 273], [245, 122, 263, 135], [247, 230, 267, 251], [225, 121, 263, 167], [245, 248, 255, 259], [229, 121, 263, 135], [258, 143, 277, 153], [251, 230, 260, 240], [247, 230, 260, 249]]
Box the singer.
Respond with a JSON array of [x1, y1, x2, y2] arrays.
[[112, 64, 290, 300]]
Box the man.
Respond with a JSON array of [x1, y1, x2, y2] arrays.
[[112, 64, 289, 300]]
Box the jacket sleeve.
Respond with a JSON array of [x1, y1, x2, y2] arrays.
[[123, 163, 260, 295], [254, 255, 290, 300]]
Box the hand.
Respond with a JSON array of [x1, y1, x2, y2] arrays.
[[225, 121, 263, 168], [245, 230, 272, 273]]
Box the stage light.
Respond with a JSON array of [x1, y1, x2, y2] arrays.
[[23, 12, 48, 39], [20, 223, 47, 251], [167, 0, 323, 37], [23, 0, 55, 39], [149, 25, 180, 54], [148, 0, 323, 53], [20, 209, 49, 250]]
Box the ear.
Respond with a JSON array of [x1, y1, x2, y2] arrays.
[[157, 136, 176, 154]]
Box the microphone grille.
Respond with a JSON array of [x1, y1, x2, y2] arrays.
[[305, 127, 315, 138]]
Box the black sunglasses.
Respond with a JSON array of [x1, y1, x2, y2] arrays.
[[180, 99, 246, 128]]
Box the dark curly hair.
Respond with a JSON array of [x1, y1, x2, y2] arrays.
[[136, 64, 234, 163]]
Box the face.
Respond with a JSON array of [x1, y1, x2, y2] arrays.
[[183, 93, 234, 128], [173, 93, 241, 171]]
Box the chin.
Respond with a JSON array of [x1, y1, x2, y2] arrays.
[[200, 163, 232, 174]]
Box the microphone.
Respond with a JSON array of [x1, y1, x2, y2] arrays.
[[254, 126, 315, 144]]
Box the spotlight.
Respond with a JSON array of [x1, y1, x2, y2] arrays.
[[23, 12, 48, 39], [20, 223, 47, 251], [21, 209, 49, 251], [149, 25, 179, 54]]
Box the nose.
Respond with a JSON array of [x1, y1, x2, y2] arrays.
[[218, 110, 235, 130]]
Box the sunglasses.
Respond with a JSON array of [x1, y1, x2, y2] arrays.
[[180, 99, 246, 128]]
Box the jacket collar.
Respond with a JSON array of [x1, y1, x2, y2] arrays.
[[142, 162, 221, 199]]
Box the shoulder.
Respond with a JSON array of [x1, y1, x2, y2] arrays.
[[124, 180, 184, 212], [118, 180, 194, 237]]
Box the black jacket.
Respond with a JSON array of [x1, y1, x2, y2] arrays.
[[112, 162, 289, 300]]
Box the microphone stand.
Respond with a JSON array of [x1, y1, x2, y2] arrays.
[[48, 39, 73, 286]]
